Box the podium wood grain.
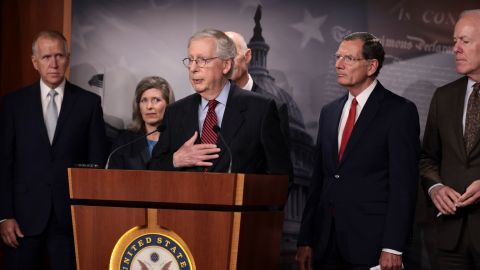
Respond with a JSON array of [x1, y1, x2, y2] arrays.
[[69, 169, 288, 270]]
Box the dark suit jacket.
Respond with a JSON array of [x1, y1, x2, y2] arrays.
[[109, 130, 150, 170], [251, 81, 290, 144], [298, 82, 420, 265], [420, 76, 480, 251], [0, 81, 107, 235], [149, 82, 292, 175]]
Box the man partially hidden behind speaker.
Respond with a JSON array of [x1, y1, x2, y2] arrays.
[[0, 30, 107, 269]]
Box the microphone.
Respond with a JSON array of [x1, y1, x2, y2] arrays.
[[213, 125, 232, 173], [105, 124, 166, 169]]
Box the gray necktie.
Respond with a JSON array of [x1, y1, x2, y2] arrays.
[[464, 82, 480, 154], [45, 89, 58, 143]]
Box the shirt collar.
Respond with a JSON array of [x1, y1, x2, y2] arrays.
[[348, 79, 377, 108], [200, 81, 231, 110], [467, 78, 479, 94], [243, 74, 254, 91], [40, 79, 66, 99]]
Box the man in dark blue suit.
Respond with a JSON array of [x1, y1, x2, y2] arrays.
[[0, 30, 107, 269], [296, 32, 420, 270]]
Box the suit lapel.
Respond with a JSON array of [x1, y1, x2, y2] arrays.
[[211, 85, 245, 171], [455, 77, 471, 159], [52, 81, 76, 145], [331, 95, 347, 164], [338, 84, 384, 166], [252, 81, 260, 93], [220, 86, 245, 143], [185, 94, 202, 171], [186, 94, 201, 143], [455, 79, 468, 159], [30, 82, 51, 145]]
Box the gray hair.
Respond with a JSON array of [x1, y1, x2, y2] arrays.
[[32, 30, 69, 55], [130, 76, 175, 132], [188, 29, 236, 78]]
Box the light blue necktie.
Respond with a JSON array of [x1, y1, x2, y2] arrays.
[[46, 89, 58, 143]]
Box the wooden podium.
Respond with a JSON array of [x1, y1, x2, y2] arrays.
[[68, 168, 288, 270]]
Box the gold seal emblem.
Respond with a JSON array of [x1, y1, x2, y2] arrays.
[[110, 209, 196, 270]]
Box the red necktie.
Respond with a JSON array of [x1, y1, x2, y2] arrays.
[[201, 100, 218, 145], [339, 98, 357, 161]]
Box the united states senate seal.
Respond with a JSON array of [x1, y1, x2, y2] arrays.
[[110, 210, 196, 270]]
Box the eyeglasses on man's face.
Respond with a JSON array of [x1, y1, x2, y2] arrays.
[[334, 54, 366, 64], [182, 57, 219, 68]]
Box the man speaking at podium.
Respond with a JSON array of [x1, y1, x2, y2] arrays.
[[149, 29, 291, 175]]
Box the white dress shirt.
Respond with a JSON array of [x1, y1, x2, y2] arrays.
[[40, 79, 65, 118], [198, 81, 230, 136], [337, 80, 377, 148], [241, 74, 254, 91]]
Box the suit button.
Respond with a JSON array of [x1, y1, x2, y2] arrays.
[[334, 174, 340, 179]]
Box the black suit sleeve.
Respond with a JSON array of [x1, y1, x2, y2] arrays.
[[0, 96, 15, 219], [87, 96, 108, 167], [108, 131, 128, 170], [278, 102, 290, 149], [382, 100, 420, 251], [261, 99, 292, 175], [419, 89, 443, 192], [149, 107, 176, 171]]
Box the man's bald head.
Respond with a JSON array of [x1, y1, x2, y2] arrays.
[[225, 31, 252, 88]]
